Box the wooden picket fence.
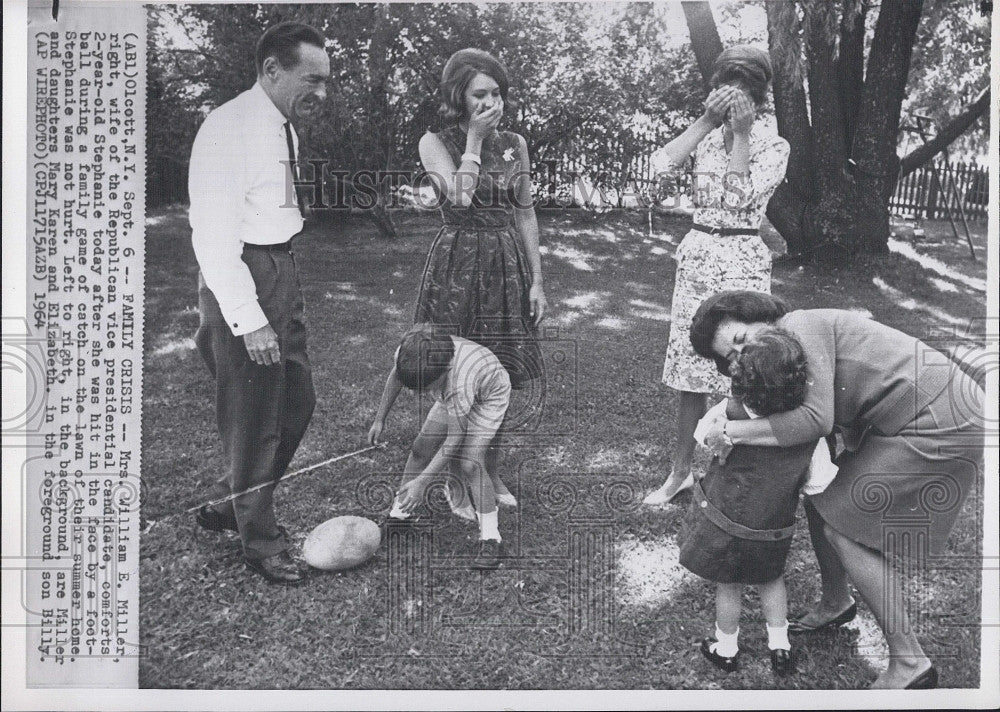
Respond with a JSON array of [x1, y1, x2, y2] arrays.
[[529, 124, 672, 208], [890, 160, 989, 221], [146, 142, 989, 221]]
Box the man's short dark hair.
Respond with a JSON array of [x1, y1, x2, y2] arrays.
[[395, 324, 455, 391], [689, 290, 790, 375], [255, 21, 325, 75]]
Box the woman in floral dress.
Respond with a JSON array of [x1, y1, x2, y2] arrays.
[[643, 45, 790, 506]]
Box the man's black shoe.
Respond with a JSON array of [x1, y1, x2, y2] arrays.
[[195, 505, 238, 533], [245, 550, 306, 585]]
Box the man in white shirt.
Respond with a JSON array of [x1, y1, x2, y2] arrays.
[[189, 22, 330, 585]]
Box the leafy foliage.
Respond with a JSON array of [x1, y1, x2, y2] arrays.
[[901, 0, 991, 159], [146, 3, 706, 225]]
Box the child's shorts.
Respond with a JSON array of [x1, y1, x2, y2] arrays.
[[427, 367, 511, 440]]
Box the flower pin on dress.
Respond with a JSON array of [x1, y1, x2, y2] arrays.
[[494, 145, 516, 191]]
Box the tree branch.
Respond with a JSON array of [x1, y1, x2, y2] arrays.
[[899, 87, 991, 175]]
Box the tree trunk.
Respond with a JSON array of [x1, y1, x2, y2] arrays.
[[800, 0, 859, 263], [764, 1, 816, 255], [899, 88, 991, 176], [366, 203, 398, 239], [836, 1, 868, 153], [681, 1, 723, 91], [850, 0, 924, 255]]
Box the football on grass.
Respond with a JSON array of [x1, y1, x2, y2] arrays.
[[302, 516, 381, 571]]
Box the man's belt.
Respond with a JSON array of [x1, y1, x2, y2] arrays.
[[243, 240, 293, 252], [692, 223, 760, 237], [693, 480, 795, 541]]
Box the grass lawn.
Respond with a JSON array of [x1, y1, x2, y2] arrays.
[[139, 206, 987, 689]]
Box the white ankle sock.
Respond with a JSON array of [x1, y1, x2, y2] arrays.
[[713, 623, 739, 657], [477, 508, 501, 541], [766, 621, 791, 651]]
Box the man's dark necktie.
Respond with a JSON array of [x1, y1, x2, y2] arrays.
[[283, 121, 305, 217]]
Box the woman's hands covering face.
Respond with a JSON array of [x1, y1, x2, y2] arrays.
[[468, 99, 503, 142], [703, 85, 740, 127], [726, 91, 755, 136]]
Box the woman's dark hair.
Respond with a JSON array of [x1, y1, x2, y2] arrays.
[[690, 290, 791, 375], [730, 327, 808, 416], [255, 22, 325, 75], [438, 48, 514, 123], [709, 45, 772, 106], [395, 324, 455, 391]]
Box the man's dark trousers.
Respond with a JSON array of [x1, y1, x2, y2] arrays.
[[194, 243, 315, 561]]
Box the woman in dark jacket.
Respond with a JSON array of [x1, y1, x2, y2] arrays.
[[689, 290, 985, 689]]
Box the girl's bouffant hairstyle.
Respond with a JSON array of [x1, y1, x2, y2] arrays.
[[710, 45, 773, 106], [730, 327, 808, 417], [690, 290, 791, 375], [395, 324, 455, 391], [438, 48, 514, 123]]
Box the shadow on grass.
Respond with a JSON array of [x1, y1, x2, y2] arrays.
[[140, 206, 985, 689]]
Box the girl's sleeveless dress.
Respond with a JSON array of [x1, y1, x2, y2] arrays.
[[415, 125, 542, 389]]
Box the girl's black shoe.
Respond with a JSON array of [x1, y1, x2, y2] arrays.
[[770, 648, 795, 676], [700, 638, 739, 673]]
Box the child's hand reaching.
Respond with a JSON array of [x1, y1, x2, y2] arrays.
[[395, 477, 427, 512], [694, 399, 729, 447], [702, 415, 734, 465], [367, 418, 385, 446]]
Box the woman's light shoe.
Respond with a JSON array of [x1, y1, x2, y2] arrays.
[[642, 473, 694, 506], [496, 492, 518, 508]]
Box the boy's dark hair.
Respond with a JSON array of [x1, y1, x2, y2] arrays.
[[730, 327, 807, 416], [690, 290, 791, 375], [395, 324, 454, 391], [255, 22, 325, 75]]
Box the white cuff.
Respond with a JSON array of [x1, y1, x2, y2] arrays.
[[221, 300, 269, 336], [460, 152, 482, 166], [693, 398, 730, 447], [802, 440, 839, 496]]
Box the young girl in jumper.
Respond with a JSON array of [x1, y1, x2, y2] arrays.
[[679, 328, 820, 676]]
